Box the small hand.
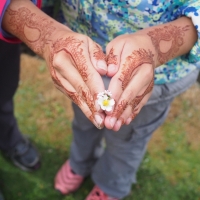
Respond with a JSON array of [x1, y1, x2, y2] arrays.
[[45, 30, 107, 129], [104, 33, 155, 131], [2, 3, 108, 129]]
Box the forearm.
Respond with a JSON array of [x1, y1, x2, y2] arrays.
[[135, 17, 198, 68], [2, 0, 71, 58]]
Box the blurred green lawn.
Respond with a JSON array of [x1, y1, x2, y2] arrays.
[[0, 54, 200, 200]]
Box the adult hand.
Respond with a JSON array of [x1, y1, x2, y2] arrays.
[[2, 1, 108, 129]]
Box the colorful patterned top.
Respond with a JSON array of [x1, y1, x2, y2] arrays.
[[1, 0, 200, 84], [58, 0, 200, 85]]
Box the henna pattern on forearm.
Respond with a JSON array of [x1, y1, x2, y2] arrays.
[[106, 48, 118, 65], [119, 49, 154, 90], [6, 7, 55, 56], [111, 100, 128, 119], [147, 25, 189, 64], [129, 78, 154, 112]]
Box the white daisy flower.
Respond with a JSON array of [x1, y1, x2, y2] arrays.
[[97, 90, 115, 111]]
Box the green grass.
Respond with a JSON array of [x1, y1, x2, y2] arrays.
[[0, 54, 200, 200]]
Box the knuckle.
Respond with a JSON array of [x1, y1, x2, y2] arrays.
[[52, 53, 64, 69]]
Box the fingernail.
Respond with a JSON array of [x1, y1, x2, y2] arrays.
[[126, 118, 132, 125], [94, 114, 103, 128], [115, 120, 122, 131], [110, 117, 117, 128], [97, 60, 107, 71], [108, 64, 117, 74]]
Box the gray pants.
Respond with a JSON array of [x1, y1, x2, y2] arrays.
[[69, 69, 199, 199]]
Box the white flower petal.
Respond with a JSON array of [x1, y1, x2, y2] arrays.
[[105, 106, 112, 111], [101, 105, 107, 110], [109, 99, 115, 106]]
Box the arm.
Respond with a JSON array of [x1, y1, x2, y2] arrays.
[[2, 0, 108, 128], [104, 16, 198, 131]]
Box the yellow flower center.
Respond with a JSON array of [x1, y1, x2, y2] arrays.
[[103, 99, 109, 106]]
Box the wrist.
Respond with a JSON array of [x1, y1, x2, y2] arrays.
[[2, 0, 73, 58]]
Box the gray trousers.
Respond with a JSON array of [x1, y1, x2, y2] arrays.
[[69, 69, 199, 199]]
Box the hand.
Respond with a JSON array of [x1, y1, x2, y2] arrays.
[[2, 3, 108, 129], [44, 29, 108, 129], [104, 16, 198, 131], [104, 33, 155, 131]]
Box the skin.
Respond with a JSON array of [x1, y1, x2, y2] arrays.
[[2, 0, 108, 129], [105, 17, 198, 131], [2, 1, 198, 131]]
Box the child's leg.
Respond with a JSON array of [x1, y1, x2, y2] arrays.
[[91, 97, 173, 199], [69, 102, 104, 177], [90, 69, 199, 199]]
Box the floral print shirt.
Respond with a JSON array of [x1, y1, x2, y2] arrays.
[[1, 0, 199, 84], [58, 0, 200, 85]]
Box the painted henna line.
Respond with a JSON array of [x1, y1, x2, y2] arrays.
[[131, 112, 138, 120], [48, 37, 91, 107], [81, 88, 97, 114], [49, 50, 82, 106], [111, 100, 128, 119], [129, 79, 154, 112], [147, 25, 189, 65], [52, 37, 89, 82], [106, 48, 118, 65], [119, 117, 125, 126], [49, 38, 97, 120], [6, 7, 55, 56], [119, 49, 154, 90], [93, 43, 106, 61]]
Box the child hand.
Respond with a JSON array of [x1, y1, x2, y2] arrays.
[[104, 33, 155, 131]]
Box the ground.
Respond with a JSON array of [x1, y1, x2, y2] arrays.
[[0, 51, 199, 200]]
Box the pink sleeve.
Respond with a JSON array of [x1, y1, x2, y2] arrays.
[[0, 0, 42, 43]]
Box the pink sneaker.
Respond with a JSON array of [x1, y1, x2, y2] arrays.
[[54, 160, 84, 195], [85, 185, 119, 200]]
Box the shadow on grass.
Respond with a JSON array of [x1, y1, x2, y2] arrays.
[[0, 144, 199, 200]]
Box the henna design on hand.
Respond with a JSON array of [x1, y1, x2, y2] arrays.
[[119, 49, 154, 90], [81, 88, 96, 114], [6, 7, 55, 56], [49, 37, 97, 117], [106, 48, 118, 65], [147, 25, 189, 64], [111, 100, 128, 119], [51, 37, 88, 82], [129, 78, 154, 112], [131, 110, 138, 120], [93, 43, 106, 61], [119, 117, 125, 126]]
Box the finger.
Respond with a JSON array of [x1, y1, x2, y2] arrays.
[[53, 70, 105, 129], [106, 41, 124, 77], [106, 70, 154, 129], [113, 82, 153, 130], [90, 42, 107, 75], [125, 92, 152, 125], [52, 37, 105, 110], [106, 87, 153, 131], [50, 37, 106, 128], [108, 46, 153, 112]]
